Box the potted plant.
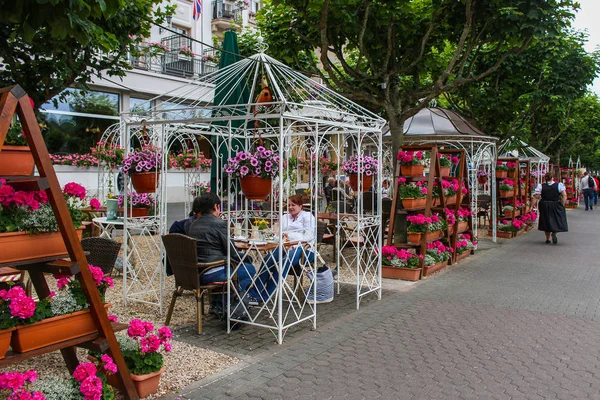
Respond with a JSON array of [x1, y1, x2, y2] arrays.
[[397, 150, 427, 176], [169, 149, 212, 171], [445, 208, 457, 235], [381, 246, 423, 281], [0, 117, 36, 176], [506, 161, 517, 173], [560, 167, 570, 178], [178, 46, 195, 58], [0, 286, 40, 359], [118, 192, 156, 218], [1, 356, 117, 399], [225, 146, 280, 201], [341, 155, 378, 192], [10, 264, 113, 353], [144, 41, 170, 57], [0, 180, 87, 263], [49, 153, 99, 168], [455, 233, 477, 262], [438, 154, 459, 177], [122, 145, 162, 193], [397, 177, 427, 209], [423, 240, 453, 276], [90, 318, 172, 398], [492, 219, 517, 238], [188, 181, 211, 198], [406, 214, 446, 244], [92, 141, 124, 170], [477, 169, 490, 184], [456, 208, 472, 232], [499, 179, 515, 197], [432, 179, 459, 205], [496, 161, 509, 178]]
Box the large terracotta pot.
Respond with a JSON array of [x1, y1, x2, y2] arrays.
[[496, 171, 507, 179], [348, 173, 374, 192], [0, 146, 35, 176], [439, 167, 451, 177], [0, 327, 16, 359], [130, 172, 158, 193], [382, 265, 421, 281], [407, 232, 422, 245], [240, 175, 272, 200], [105, 366, 164, 398], [401, 197, 426, 210], [400, 164, 424, 176], [423, 260, 448, 277], [0, 228, 83, 264], [11, 304, 109, 353]]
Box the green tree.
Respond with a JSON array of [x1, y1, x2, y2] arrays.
[[0, 0, 173, 106], [256, 0, 578, 153]]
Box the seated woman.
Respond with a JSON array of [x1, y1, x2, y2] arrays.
[[184, 193, 256, 294], [254, 195, 316, 302]]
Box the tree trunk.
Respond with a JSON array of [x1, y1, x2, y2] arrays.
[[387, 114, 408, 244]]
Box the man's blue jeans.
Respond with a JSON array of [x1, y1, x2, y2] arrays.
[[583, 188, 594, 210], [200, 262, 256, 292]]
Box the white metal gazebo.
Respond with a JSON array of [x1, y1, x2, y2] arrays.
[[498, 136, 550, 187], [117, 48, 386, 343]]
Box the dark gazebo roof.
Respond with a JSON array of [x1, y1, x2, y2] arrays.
[[384, 107, 497, 142]]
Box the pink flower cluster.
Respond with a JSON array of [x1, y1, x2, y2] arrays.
[[0, 179, 48, 211], [117, 192, 156, 208], [224, 146, 280, 179], [426, 240, 454, 255], [74, 355, 117, 400], [54, 265, 113, 290], [122, 145, 162, 174], [92, 141, 124, 168], [169, 149, 212, 171], [439, 154, 459, 166], [455, 234, 477, 253], [520, 211, 537, 226], [512, 219, 525, 230], [0, 286, 36, 320], [456, 208, 473, 221], [397, 150, 426, 165], [341, 155, 378, 176], [127, 319, 173, 354], [506, 161, 517, 170], [50, 153, 99, 168], [89, 198, 101, 211], [63, 182, 86, 200], [381, 246, 422, 267], [444, 208, 456, 225], [0, 370, 44, 400]]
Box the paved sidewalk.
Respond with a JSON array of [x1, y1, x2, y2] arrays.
[[163, 207, 600, 399]]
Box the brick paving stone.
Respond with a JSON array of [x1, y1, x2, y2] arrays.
[[161, 208, 600, 399]]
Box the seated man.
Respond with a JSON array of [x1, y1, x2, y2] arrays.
[[183, 193, 256, 301]]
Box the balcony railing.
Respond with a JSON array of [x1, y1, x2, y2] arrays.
[[129, 44, 218, 80]]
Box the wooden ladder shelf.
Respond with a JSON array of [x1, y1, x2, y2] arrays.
[[0, 85, 138, 399]]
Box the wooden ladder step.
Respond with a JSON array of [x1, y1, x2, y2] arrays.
[[2, 176, 49, 191], [77, 322, 129, 353]]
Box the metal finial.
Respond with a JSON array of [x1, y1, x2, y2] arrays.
[[256, 33, 269, 53]]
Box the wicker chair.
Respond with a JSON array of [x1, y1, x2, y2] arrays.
[[81, 237, 121, 276], [161, 233, 228, 334]]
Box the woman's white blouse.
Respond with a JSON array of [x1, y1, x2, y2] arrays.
[[281, 210, 316, 244], [534, 181, 566, 195]]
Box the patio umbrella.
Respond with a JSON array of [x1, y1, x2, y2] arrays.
[[211, 30, 250, 193]]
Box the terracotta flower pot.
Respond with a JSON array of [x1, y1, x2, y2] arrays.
[[0, 327, 16, 359], [407, 232, 422, 245], [496, 171, 507, 179], [382, 265, 421, 281], [400, 164, 424, 176], [0, 228, 83, 264], [11, 305, 109, 353], [240, 175, 272, 200], [446, 195, 457, 205], [439, 166, 451, 177], [499, 190, 514, 198], [348, 173, 374, 192], [130, 367, 165, 398], [120, 207, 150, 218], [457, 221, 469, 233], [0, 146, 35, 176], [455, 251, 471, 262], [423, 260, 448, 277], [401, 197, 426, 210], [425, 230, 443, 242], [478, 176, 488, 184], [130, 172, 158, 193]]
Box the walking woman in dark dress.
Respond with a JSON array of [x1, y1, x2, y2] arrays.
[[533, 172, 568, 244]]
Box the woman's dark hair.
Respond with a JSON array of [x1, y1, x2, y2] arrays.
[[189, 192, 221, 216], [288, 194, 304, 207], [544, 172, 554, 182]]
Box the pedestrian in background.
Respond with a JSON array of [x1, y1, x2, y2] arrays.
[[580, 171, 595, 211], [593, 173, 599, 207], [533, 172, 568, 244]]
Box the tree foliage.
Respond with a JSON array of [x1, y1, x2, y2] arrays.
[[256, 0, 579, 151], [0, 0, 173, 106]]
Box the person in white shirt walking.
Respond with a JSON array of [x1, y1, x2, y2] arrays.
[[580, 171, 596, 211]]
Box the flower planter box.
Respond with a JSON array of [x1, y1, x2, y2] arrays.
[[400, 164, 424, 176], [446, 195, 457, 205], [425, 230, 443, 242], [496, 171, 507, 179], [499, 190, 514, 198], [0, 146, 35, 176], [423, 260, 448, 277], [130, 172, 158, 193], [457, 221, 469, 233], [0, 228, 83, 264], [11, 304, 109, 353], [348, 173, 373, 192], [455, 251, 471, 262], [0, 327, 16, 359], [401, 197, 426, 210], [514, 229, 526, 237], [525, 225, 534, 232], [439, 166, 451, 177], [240, 175, 272, 201], [489, 230, 514, 239], [382, 265, 421, 281]]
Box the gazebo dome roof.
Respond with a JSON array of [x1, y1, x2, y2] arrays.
[[498, 136, 550, 162]]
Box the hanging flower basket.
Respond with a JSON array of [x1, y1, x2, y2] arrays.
[[0, 229, 84, 264], [0, 146, 35, 176], [130, 172, 158, 193], [348, 173, 373, 192], [401, 164, 424, 176], [11, 304, 109, 353], [0, 327, 16, 359], [240, 175, 272, 200], [382, 265, 421, 281]]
